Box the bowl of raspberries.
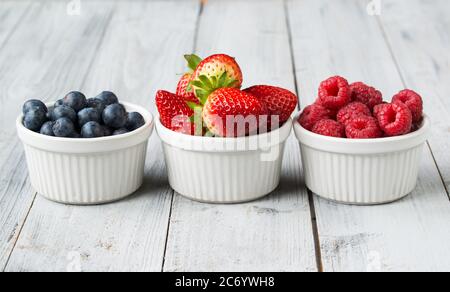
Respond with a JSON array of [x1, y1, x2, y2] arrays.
[[155, 54, 297, 203], [295, 76, 430, 205], [16, 91, 154, 205]]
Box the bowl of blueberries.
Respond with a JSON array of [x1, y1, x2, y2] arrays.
[[16, 91, 154, 205]]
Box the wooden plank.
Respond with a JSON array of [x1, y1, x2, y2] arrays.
[[287, 0, 450, 271], [0, 0, 115, 271], [5, 0, 200, 272], [379, 0, 450, 194], [163, 0, 318, 272], [0, 1, 31, 49]]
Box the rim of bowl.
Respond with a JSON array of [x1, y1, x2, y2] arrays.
[[293, 112, 430, 154], [156, 116, 293, 152]]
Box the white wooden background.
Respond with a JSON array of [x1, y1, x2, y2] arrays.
[[0, 0, 449, 272]]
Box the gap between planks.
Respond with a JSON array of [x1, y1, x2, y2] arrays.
[[283, 0, 323, 272], [375, 15, 450, 201], [2, 3, 116, 272], [161, 0, 205, 272]]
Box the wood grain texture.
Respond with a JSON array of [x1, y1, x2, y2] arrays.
[[287, 0, 450, 271], [0, 1, 31, 49], [0, 0, 115, 270], [379, 0, 450, 194], [5, 0, 200, 272], [163, 0, 317, 272]]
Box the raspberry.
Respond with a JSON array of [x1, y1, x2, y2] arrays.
[[298, 104, 331, 131], [349, 82, 383, 110], [312, 119, 345, 138], [373, 102, 388, 117], [317, 76, 351, 110], [345, 116, 382, 139], [336, 102, 372, 126], [392, 89, 423, 123], [375, 102, 413, 137]]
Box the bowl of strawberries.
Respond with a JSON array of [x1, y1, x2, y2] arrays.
[[295, 76, 430, 205], [156, 54, 297, 203]]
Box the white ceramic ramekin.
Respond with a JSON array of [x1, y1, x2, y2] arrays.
[[294, 114, 430, 205], [16, 102, 154, 205], [156, 118, 292, 203]]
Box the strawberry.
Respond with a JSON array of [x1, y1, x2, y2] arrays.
[[176, 73, 198, 104], [189, 54, 243, 105], [244, 85, 298, 126], [155, 90, 198, 135], [202, 88, 268, 137], [176, 54, 203, 105]]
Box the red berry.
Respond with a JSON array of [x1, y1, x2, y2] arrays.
[[312, 119, 345, 138], [244, 85, 298, 125], [298, 104, 332, 131], [202, 88, 268, 137], [345, 116, 383, 139], [317, 76, 351, 110], [349, 82, 383, 110], [336, 102, 372, 126], [191, 54, 243, 104], [373, 102, 388, 117], [392, 89, 423, 123], [375, 102, 413, 137], [155, 90, 195, 135], [176, 73, 199, 104]]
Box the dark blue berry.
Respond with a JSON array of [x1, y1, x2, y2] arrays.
[[102, 104, 127, 129], [71, 131, 81, 138], [86, 97, 106, 114], [51, 105, 77, 122], [81, 121, 104, 138], [102, 126, 113, 136], [23, 108, 47, 132], [63, 91, 87, 112], [125, 112, 145, 131], [113, 128, 129, 136], [54, 99, 64, 107], [23, 99, 47, 115], [40, 121, 55, 136], [95, 91, 118, 106], [77, 108, 101, 127], [53, 118, 75, 137]]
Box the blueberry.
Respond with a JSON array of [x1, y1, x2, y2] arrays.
[[63, 91, 87, 112], [23, 99, 47, 115], [40, 121, 55, 136], [95, 91, 118, 106], [78, 108, 101, 127], [86, 97, 106, 114], [102, 126, 113, 136], [81, 121, 104, 138], [23, 107, 47, 132], [53, 118, 75, 137], [51, 105, 77, 122], [71, 131, 81, 138], [54, 99, 64, 107], [102, 104, 127, 129], [113, 128, 129, 136], [125, 112, 145, 131]]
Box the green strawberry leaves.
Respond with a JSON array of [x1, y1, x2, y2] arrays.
[[191, 71, 239, 105], [184, 54, 203, 72]]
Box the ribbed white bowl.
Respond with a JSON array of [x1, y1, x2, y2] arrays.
[[294, 114, 430, 205], [156, 118, 292, 203], [17, 102, 154, 205]]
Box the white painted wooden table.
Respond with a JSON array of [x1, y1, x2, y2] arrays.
[[1, 0, 449, 272]]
